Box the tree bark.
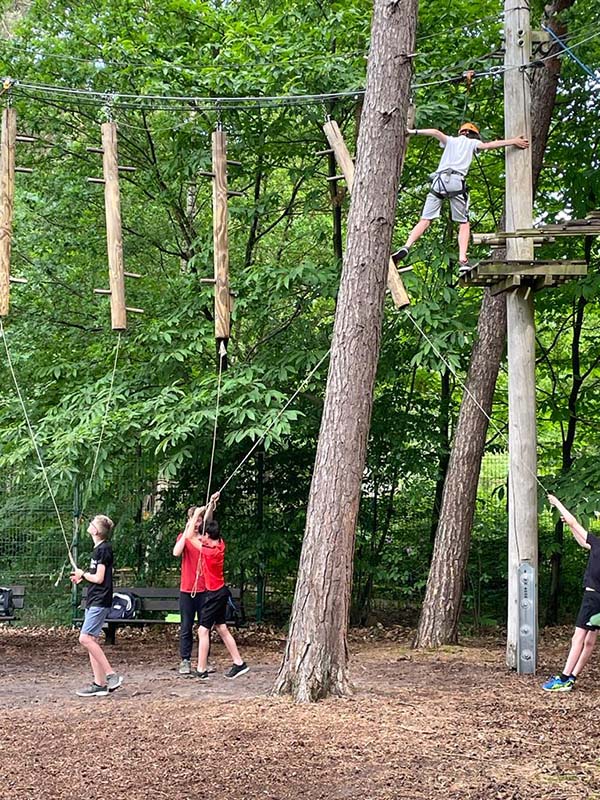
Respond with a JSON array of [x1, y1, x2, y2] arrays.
[[273, 0, 417, 701], [414, 0, 575, 649]]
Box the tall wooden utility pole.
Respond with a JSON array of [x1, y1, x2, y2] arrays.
[[102, 122, 127, 331], [212, 127, 231, 367], [0, 107, 16, 317], [504, 0, 537, 671]]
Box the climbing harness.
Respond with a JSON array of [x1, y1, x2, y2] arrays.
[[429, 169, 469, 202]]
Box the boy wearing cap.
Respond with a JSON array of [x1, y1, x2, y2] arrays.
[[392, 123, 529, 273]]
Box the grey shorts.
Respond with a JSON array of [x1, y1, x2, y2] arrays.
[[421, 172, 469, 223], [81, 606, 110, 636]]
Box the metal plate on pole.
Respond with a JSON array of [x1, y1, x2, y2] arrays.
[[518, 560, 536, 673]]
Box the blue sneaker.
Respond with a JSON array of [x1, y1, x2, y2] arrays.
[[542, 674, 574, 692]]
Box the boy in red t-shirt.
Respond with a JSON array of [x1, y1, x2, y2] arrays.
[[172, 495, 218, 675], [187, 517, 248, 680]]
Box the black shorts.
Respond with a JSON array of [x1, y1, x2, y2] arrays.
[[575, 590, 600, 630], [198, 586, 230, 629]]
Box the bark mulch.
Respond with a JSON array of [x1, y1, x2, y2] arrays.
[[1, 624, 599, 800]]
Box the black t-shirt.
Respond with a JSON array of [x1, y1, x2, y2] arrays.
[[85, 540, 114, 608], [583, 532, 600, 592]]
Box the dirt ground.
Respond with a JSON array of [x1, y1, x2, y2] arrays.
[[1, 624, 599, 800]]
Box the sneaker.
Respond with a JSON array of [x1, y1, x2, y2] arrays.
[[192, 670, 210, 681], [76, 683, 109, 697], [224, 662, 249, 680], [106, 673, 123, 692], [391, 246, 409, 265], [458, 260, 471, 275], [542, 674, 574, 692], [178, 658, 192, 675]]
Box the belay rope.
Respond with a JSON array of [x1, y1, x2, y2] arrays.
[[190, 341, 227, 598], [0, 319, 122, 575]]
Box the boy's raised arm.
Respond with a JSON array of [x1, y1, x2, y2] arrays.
[[547, 494, 590, 549]]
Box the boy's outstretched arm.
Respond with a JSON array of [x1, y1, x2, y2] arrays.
[[407, 128, 448, 145], [477, 135, 529, 151], [547, 494, 590, 549]]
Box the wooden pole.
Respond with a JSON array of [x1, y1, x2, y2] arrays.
[[212, 128, 231, 361], [323, 119, 410, 309], [101, 122, 127, 330], [504, 0, 537, 672], [0, 108, 16, 317]]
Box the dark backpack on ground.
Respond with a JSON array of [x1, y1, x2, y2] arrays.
[[225, 590, 243, 626], [0, 587, 14, 616], [106, 590, 141, 620]]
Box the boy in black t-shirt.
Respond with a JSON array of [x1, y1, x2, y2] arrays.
[[71, 514, 122, 697], [542, 495, 600, 692]]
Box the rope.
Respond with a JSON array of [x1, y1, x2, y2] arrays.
[[218, 348, 331, 494], [403, 309, 548, 496], [0, 319, 76, 568], [80, 331, 122, 519], [190, 341, 227, 598]]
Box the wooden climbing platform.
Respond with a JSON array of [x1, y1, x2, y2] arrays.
[[460, 259, 587, 294], [473, 211, 600, 245]]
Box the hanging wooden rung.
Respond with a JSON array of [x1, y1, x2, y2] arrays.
[[86, 147, 104, 154], [94, 288, 111, 295], [123, 271, 142, 279], [200, 277, 216, 284], [15, 167, 33, 174], [125, 306, 144, 314], [326, 174, 345, 182], [198, 170, 215, 178], [9, 276, 27, 284], [16, 135, 36, 143], [118, 165, 136, 173], [87, 177, 105, 184], [315, 148, 334, 157], [227, 160, 242, 167], [227, 190, 244, 197]]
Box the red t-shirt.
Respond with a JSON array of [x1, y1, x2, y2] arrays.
[[201, 539, 226, 591], [176, 533, 206, 594]]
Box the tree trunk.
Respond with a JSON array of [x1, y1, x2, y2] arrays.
[[273, 0, 417, 701], [414, 0, 575, 649]]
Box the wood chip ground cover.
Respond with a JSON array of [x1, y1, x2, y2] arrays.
[[1, 626, 599, 799]]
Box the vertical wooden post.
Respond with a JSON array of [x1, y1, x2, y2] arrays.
[[323, 119, 410, 309], [212, 128, 231, 361], [504, 0, 537, 672], [101, 122, 127, 330], [0, 108, 16, 317]]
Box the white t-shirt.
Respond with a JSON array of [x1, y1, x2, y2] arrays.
[[436, 135, 480, 176]]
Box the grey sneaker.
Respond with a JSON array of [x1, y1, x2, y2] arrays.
[[106, 673, 123, 692], [224, 662, 249, 679], [178, 658, 192, 675], [76, 683, 109, 697]]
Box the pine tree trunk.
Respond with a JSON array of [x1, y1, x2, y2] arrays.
[[414, 0, 574, 649], [273, 0, 417, 702]]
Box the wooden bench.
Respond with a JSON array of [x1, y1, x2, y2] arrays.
[[78, 586, 242, 645], [0, 585, 25, 624]]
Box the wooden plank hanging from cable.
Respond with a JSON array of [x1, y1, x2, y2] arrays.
[[101, 122, 127, 330], [0, 108, 16, 317], [323, 119, 410, 309], [212, 128, 231, 352]]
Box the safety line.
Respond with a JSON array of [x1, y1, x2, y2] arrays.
[[403, 308, 548, 496], [80, 330, 122, 519], [0, 319, 76, 568], [542, 25, 600, 82], [218, 347, 331, 494]]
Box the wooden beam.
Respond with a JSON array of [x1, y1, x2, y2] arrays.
[[101, 122, 127, 330], [0, 108, 16, 317], [323, 119, 410, 308], [212, 128, 231, 344], [504, 0, 537, 674]]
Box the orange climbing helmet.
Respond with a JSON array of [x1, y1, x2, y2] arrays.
[[458, 122, 481, 140]]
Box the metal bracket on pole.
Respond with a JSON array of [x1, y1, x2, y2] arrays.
[[517, 560, 536, 674]]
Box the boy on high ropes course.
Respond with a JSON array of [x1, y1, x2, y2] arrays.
[[392, 122, 529, 273]]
